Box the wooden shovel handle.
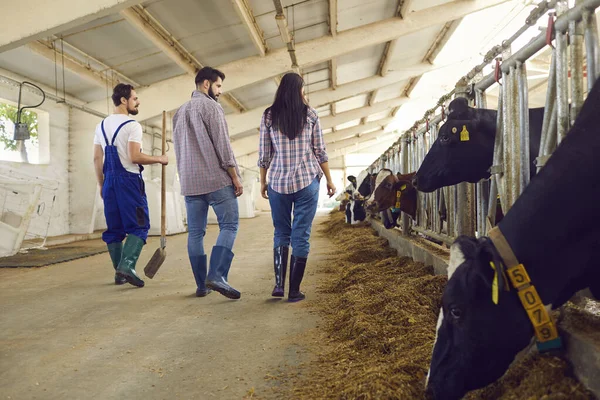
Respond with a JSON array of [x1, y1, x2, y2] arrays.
[[161, 111, 166, 239]]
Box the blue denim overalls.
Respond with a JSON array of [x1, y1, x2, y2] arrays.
[[100, 119, 150, 244]]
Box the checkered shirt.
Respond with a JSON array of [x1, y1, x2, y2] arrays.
[[258, 107, 328, 194], [173, 91, 239, 196]]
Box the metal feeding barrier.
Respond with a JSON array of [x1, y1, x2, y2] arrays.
[[368, 0, 600, 245]]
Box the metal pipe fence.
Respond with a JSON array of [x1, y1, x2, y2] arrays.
[[368, 0, 600, 244]]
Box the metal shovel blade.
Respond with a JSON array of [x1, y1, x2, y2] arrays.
[[144, 247, 166, 279]]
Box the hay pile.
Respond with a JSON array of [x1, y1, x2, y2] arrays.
[[275, 210, 595, 400]]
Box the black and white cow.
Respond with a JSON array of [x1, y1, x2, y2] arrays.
[[426, 77, 600, 400], [413, 98, 545, 192], [346, 170, 376, 224]]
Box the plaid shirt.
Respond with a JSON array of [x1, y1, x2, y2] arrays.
[[258, 107, 328, 194], [173, 91, 239, 196]]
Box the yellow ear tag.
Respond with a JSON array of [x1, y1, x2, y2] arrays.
[[451, 127, 457, 134], [400, 184, 407, 191], [460, 125, 470, 141], [490, 261, 499, 305]]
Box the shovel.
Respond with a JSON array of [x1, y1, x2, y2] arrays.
[[144, 110, 167, 278]]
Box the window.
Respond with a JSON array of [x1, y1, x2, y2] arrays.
[[0, 101, 39, 163]]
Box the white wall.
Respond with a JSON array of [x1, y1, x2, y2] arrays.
[[0, 80, 70, 237]]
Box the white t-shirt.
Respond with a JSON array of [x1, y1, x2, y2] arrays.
[[93, 114, 144, 174]]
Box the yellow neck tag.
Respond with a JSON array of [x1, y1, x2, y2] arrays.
[[460, 125, 470, 141], [492, 262, 559, 343]]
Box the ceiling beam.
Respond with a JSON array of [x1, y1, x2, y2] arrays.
[[368, 91, 378, 107], [120, 5, 246, 113], [399, 0, 414, 19], [227, 62, 441, 137], [403, 75, 422, 97], [378, 39, 399, 76], [49, 35, 141, 87], [0, 0, 143, 53], [327, 127, 387, 152], [273, 0, 299, 71], [231, 116, 395, 158], [231, 0, 268, 57], [329, 0, 338, 37], [325, 118, 393, 143], [329, 58, 338, 89], [87, 0, 511, 121], [328, 132, 397, 156], [331, 141, 397, 160], [321, 96, 409, 130], [368, 2, 400, 106], [26, 41, 112, 88], [425, 19, 463, 65]]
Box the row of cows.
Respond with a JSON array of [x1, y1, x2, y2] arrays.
[[333, 77, 600, 400]]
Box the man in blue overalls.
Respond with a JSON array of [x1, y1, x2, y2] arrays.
[[93, 84, 168, 287]]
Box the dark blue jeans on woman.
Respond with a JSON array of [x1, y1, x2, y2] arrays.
[[268, 177, 320, 257]]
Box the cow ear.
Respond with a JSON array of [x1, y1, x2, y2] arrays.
[[475, 237, 509, 303], [393, 181, 410, 191], [448, 97, 470, 119]]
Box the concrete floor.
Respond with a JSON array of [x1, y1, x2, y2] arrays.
[[0, 212, 332, 400]]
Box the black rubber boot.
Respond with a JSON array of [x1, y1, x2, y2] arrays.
[[288, 255, 307, 302], [206, 246, 241, 300], [190, 254, 212, 297], [272, 246, 289, 297], [107, 242, 126, 285], [116, 235, 145, 288]]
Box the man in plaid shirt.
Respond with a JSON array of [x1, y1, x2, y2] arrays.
[[173, 67, 243, 300]]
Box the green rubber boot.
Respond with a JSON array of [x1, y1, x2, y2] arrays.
[[116, 235, 145, 288], [107, 242, 126, 285]]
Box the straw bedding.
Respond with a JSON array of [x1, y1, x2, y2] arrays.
[[272, 210, 594, 400]]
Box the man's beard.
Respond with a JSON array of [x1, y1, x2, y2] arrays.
[[208, 86, 219, 102], [128, 107, 139, 115]]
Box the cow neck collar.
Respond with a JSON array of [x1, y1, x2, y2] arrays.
[[488, 226, 563, 353]]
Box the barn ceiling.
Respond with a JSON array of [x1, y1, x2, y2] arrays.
[[0, 0, 579, 166]]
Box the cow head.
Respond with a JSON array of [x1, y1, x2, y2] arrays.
[[352, 170, 376, 199], [368, 169, 417, 219], [413, 98, 497, 193], [426, 235, 534, 400]]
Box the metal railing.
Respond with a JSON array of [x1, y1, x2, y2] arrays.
[[368, 0, 600, 244]]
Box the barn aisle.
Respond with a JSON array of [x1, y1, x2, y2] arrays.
[[0, 212, 334, 399]]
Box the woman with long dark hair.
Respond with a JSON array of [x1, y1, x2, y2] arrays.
[[257, 72, 336, 302]]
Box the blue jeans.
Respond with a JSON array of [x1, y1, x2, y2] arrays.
[[185, 185, 239, 258], [268, 177, 320, 258]]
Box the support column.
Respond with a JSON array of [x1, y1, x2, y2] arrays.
[[68, 109, 103, 234]]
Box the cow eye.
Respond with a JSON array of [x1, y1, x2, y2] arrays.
[[450, 308, 462, 319], [440, 135, 450, 144]]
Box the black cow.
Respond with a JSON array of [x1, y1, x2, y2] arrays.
[[342, 176, 357, 224], [426, 77, 600, 400], [413, 98, 544, 192]]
